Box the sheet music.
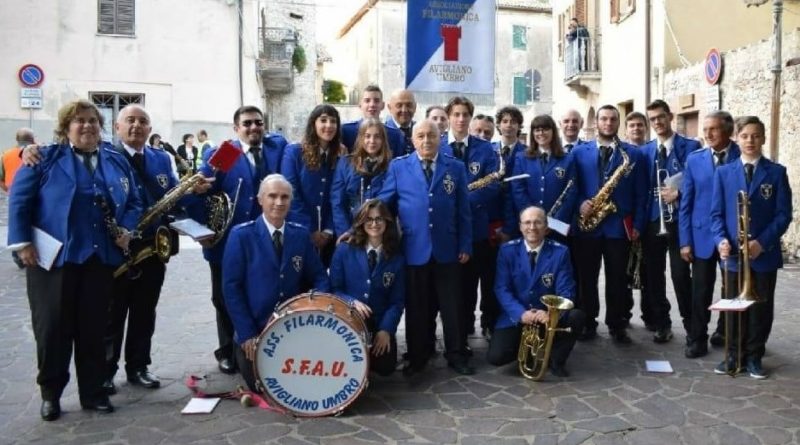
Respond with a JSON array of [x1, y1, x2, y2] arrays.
[[181, 397, 220, 414], [709, 298, 755, 312], [32, 227, 63, 271], [547, 217, 570, 236], [645, 360, 674, 373], [169, 219, 215, 240]]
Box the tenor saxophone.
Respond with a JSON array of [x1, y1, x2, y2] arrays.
[[578, 142, 630, 232], [468, 148, 506, 191]]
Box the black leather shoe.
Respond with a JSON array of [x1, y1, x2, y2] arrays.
[[464, 345, 473, 357], [127, 370, 161, 389], [610, 330, 632, 344], [81, 398, 115, 413], [218, 358, 236, 375], [448, 361, 475, 375], [685, 342, 708, 358], [401, 362, 425, 378], [578, 326, 597, 341], [653, 328, 673, 344], [710, 331, 724, 347], [102, 378, 117, 395], [40, 400, 61, 421], [550, 364, 570, 378]]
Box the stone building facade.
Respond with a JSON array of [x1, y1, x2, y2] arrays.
[[663, 28, 800, 254]]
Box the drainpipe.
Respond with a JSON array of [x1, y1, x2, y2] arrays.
[[769, 0, 783, 161], [238, 0, 244, 107], [644, 0, 651, 104]]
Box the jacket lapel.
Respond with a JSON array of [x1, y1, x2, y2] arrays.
[[749, 159, 769, 197], [256, 217, 280, 268], [430, 155, 447, 191], [55, 145, 77, 184], [405, 155, 428, 189]]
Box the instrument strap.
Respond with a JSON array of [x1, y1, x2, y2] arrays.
[[184, 375, 286, 414]]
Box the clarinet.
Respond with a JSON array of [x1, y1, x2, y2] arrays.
[[95, 194, 141, 279]]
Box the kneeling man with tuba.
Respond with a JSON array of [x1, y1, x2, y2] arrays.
[[487, 206, 585, 378]]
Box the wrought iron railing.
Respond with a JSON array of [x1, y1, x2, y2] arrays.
[[564, 32, 600, 81]]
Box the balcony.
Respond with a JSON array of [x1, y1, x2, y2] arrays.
[[563, 33, 601, 95], [258, 27, 297, 93]]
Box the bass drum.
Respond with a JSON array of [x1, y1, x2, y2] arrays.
[[253, 292, 370, 416]]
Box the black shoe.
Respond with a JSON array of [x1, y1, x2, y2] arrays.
[[550, 363, 570, 378], [481, 327, 493, 341], [102, 378, 117, 395], [218, 358, 236, 375], [464, 345, 473, 357], [644, 323, 658, 332], [81, 397, 115, 413], [448, 361, 475, 375], [127, 370, 161, 389], [578, 325, 597, 341], [610, 329, 632, 344], [40, 400, 61, 421], [684, 342, 708, 359], [653, 328, 673, 344], [401, 362, 425, 378], [709, 331, 724, 347]]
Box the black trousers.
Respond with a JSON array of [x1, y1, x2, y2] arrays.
[[366, 318, 398, 377], [722, 269, 777, 360], [486, 309, 585, 367], [106, 256, 166, 377], [210, 263, 235, 362], [573, 237, 629, 331], [235, 345, 258, 392], [28, 257, 114, 402], [462, 239, 499, 336], [641, 221, 692, 331], [689, 254, 725, 344], [405, 260, 467, 368]]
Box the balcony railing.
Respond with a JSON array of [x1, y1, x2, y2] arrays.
[[564, 34, 601, 82], [258, 27, 296, 93]]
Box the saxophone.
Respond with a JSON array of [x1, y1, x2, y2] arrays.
[[468, 148, 506, 191], [578, 141, 630, 232]]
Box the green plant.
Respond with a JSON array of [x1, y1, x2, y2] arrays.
[[292, 46, 307, 73], [323, 79, 347, 103]]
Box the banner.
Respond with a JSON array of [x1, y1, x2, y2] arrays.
[[405, 0, 496, 95]]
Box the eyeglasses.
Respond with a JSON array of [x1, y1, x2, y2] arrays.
[[648, 113, 669, 123], [532, 127, 553, 133], [72, 117, 100, 126], [520, 220, 546, 228], [364, 216, 386, 225], [240, 119, 265, 128]]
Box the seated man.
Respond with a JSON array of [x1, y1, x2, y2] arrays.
[[487, 206, 585, 377], [222, 174, 330, 391]]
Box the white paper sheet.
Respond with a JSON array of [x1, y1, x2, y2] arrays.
[[32, 227, 63, 271], [709, 299, 755, 312], [181, 397, 220, 414], [645, 360, 674, 373], [547, 217, 570, 236], [170, 219, 215, 241]]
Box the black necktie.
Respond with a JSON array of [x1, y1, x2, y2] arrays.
[[321, 151, 329, 168], [401, 127, 412, 140], [529, 250, 538, 270], [501, 145, 511, 157], [249, 146, 264, 179], [75, 149, 97, 173], [132, 152, 145, 175], [368, 249, 378, 273], [453, 142, 465, 160], [541, 152, 549, 167], [423, 159, 433, 183], [565, 143, 574, 153], [272, 230, 283, 259], [713, 150, 725, 166], [745, 163, 754, 185], [364, 158, 377, 175], [600, 146, 612, 171], [658, 144, 667, 167]]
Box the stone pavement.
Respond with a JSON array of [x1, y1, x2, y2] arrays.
[[1, 231, 800, 444]]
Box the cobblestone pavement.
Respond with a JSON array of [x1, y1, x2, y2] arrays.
[[1, 221, 800, 444]]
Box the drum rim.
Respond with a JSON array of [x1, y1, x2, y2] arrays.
[[252, 291, 371, 417]]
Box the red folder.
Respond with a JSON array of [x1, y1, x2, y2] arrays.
[[623, 215, 634, 240], [208, 141, 243, 172]]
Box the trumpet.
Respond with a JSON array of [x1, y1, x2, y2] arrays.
[[654, 163, 672, 236], [517, 295, 574, 381]]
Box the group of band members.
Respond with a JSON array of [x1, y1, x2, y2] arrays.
[[7, 86, 793, 420]]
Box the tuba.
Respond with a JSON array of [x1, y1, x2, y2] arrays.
[[468, 147, 506, 190], [517, 295, 574, 381], [578, 141, 630, 232]]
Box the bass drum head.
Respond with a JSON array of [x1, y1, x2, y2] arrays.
[[254, 295, 369, 416]]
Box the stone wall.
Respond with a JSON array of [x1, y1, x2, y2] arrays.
[[664, 28, 800, 256]]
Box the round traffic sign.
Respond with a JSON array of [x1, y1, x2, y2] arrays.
[[704, 48, 722, 85], [18, 64, 45, 87]]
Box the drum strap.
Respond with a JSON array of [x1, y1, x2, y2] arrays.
[[184, 375, 286, 414]]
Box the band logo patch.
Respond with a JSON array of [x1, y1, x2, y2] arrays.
[[555, 167, 566, 179], [469, 162, 481, 175], [443, 174, 455, 195], [383, 272, 395, 288], [541, 273, 554, 288], [156, 174, 169, 189], [292, 256, 303, 272], [119, 177, 129, 194], [760, 183, 773, 200]]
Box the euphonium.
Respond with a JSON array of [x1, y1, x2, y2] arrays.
[[468, 147, 506, 191], [517, 295, 574, 381], [578, 142, 630, 232]]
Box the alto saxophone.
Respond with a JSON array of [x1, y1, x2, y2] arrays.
[[468, 148, 506, 191], [578, 141, 631, 232]]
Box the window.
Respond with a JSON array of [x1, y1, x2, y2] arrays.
[[90, 92, 144, 139], [512, 70, 541, 105], [513, 76, 527, 105], [611, 0, 636, 24], [98, 0, 135, 35], [512, 25, 527, 50]]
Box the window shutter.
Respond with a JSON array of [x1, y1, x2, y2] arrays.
[[116, 0, 135, 35], [513, 76, 527, 105], [611, 0, 620, 23], [98, 0, 134, 35], [98, 0, 116, 34]]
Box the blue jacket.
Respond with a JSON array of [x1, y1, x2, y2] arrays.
[[491, 141, 526, 228], [377, 153, 472, 266], [572, 140, 649, 238], [642, 134, 701, 222], [330, 155, 389, 236], [509, 151, 577, 233], [678, 143, 741, 259], [196, 134, 288, 264], [342, 119, 407, 158], [385, 117, 415, 156], [710, 158, 792, 273], [439, 135, 500, 242], [280, 143, 335, 233], [8, 142, 143, 267], [494, 238, 576, 330], [222, 217, 331, 344], [329, 243, 405, 334]]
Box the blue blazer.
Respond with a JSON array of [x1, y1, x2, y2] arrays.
[[329, 243, 405, 334], [439, 135, 500, 242], [222, 218, 331, 344], [330, 155, 389, 236], [491, 141, 526, 232], [280, 143, 335, 233], [196, 135, 287, 264], [342, 119, 407, 159], [710, 158, 792, 273], [572, 140, 649, 238], [377, 153, 472, 266], [494, 238, 576, 330], [384, 117, 415, 156], [678, 144, 741, 259], [642, 134, 701, 222], [8, 142, 143, 267], [509, 151, 577, 233]]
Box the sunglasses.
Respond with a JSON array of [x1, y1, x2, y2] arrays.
[[240, 119, 264, 128]]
